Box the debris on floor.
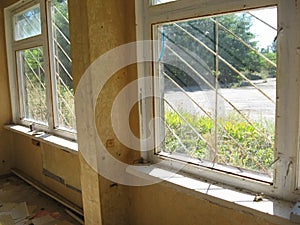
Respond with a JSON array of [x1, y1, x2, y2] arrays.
[[0, 176, 81, 225]]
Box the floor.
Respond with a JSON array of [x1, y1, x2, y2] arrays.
[[0, 175, 82, 225]]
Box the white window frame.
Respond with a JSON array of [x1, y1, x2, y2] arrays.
[[136, 0, 300, 202], [5, 0, 76, 140]]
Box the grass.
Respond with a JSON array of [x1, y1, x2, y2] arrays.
[[164, 111, 274, 174]]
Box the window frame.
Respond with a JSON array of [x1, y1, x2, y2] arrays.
[[136, 0, 300, 202], [5, 0, 76, 140]]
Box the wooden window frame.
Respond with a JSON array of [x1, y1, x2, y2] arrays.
[[136, 0, 300, 202], [5, 0, 76, 140]]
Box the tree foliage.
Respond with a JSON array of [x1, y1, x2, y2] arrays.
[[162, 12, 273, 88]]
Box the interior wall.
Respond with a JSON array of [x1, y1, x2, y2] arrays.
[[127, 183, 292, 225], [0, 1, 13, 176], [12, 133, 82, 207], [69, 1, 295, 225], [0, 0, 82, 208], [0, 0, 296, 224]]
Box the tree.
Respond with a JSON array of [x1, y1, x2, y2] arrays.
[[161, 12, 263, 88], [260, 42, 277, 77]]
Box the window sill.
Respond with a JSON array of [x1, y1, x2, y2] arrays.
[[127, 163, 296, 225], [5, 124, 78, 153]]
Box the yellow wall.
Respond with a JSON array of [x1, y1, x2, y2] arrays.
[[0, 0, 296, 224], [11, 133, 82, 207], [69, 1, 293, 225], [127, 184, 279, 225], [0, 0, 82, 208], [69, 0, 139, 223], [0, 1, 13, 176]]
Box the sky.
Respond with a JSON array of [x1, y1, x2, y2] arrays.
[[154, 2, 278, 50], [249, 7, 277, 49]]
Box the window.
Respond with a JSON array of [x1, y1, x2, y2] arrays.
[[14, 4, 41, 41], [136, 0, 300, 202], [152, 0, 176, 5], [155, 8, 277, 182], [5, 0, 76, 139], [17, 47, 47, 124]]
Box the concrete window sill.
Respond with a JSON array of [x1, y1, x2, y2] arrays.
[[127, 164, 296, 225], [5, 124, 78, 153]]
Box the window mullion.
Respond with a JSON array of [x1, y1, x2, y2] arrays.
[[213, 17, 219, 160], [46, 0, 60, 131], [136, 0, 155, 160], [11, 36, 44, 50], [274, 0, 300, 200], [15, 51, 26, 121], [40, 0, 55, 132]]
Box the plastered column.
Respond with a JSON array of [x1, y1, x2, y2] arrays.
[[69, 0, 103, 224], [69, 0, 138, 224]]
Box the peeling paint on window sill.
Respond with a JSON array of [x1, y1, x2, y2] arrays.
[[127, 164, 295, 225], [5, 124, 78, 153]]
